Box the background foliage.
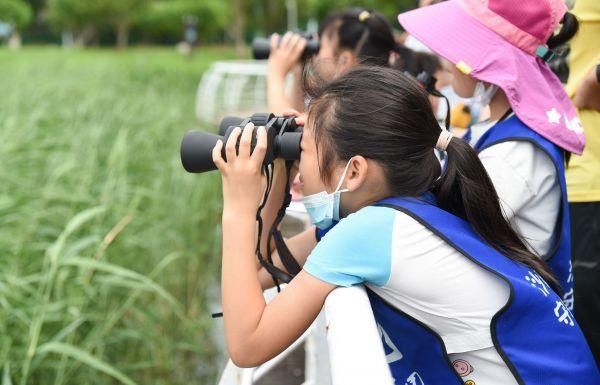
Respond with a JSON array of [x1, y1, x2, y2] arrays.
[[3, 0, 415, 47], [0, 47, 236, 385]]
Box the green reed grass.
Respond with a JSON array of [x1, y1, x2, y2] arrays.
[[0, 46, 236, 385]]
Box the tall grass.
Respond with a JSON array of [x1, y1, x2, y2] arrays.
[[0, 47, 236, 384]]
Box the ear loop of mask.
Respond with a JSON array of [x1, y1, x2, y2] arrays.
[[335, 158, 353, 193]]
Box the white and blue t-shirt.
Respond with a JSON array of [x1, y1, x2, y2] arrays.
[[304, 206, 518, 385]]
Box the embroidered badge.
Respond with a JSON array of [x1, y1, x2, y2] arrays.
[[452, 359, 474, 377]]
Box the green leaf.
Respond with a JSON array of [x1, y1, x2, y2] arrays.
[[2, 363, 12, 385], [61, 257, 182, 314], [36, 342, 138, 385]]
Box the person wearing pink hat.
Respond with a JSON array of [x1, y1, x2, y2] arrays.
[[399, 0, 582, 313]]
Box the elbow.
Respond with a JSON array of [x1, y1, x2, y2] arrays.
[[228, 344, 267, 368], [229, 349, 264, 368]]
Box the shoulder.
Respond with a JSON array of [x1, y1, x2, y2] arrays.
[[479, 138, 557, 181], [304, 205, 398, 287], [317, 205, 398, 254]]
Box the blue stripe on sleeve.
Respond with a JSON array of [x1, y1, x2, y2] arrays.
[[304, 206, 395, 287]]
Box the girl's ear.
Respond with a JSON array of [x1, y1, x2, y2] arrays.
[[344, 156, 369, 192], [338, 50, 357, 73]]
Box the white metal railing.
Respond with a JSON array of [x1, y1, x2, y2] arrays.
[[196, 61, 270, 125], [216, 286, 393, 385]]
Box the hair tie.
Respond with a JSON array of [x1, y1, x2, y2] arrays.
[[436, 129, 453, 151], [358, 10, 371, 22]]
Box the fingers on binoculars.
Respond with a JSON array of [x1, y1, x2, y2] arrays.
[[238, 122, 255, 158], [280, 31, 293, 49], [282, 109, 300, 118], [292, 36, 307, 56], [283, 109, 306, 126], [270, 33, 280, 50], [225, 126, 242, 162], [212, 139, 225, 170], [252, 126, 268, 162]]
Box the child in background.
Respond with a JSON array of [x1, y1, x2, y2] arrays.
[[266, 8, 398, 115]]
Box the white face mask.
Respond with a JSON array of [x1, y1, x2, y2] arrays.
[[472, 81, 498, 107], [300, 159, 352, 229]]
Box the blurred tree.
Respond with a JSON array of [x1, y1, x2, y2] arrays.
[[25, 0, 420, 47], [306, 0, 415, 22], [47, 0, 151, 47], [103, 0, 151, 48], [135, 0, 229, 45], [0, 0, 32, 28], [232, 0, 246, 56], [47, 0, 105, 45], [0, 0, 33, 48]]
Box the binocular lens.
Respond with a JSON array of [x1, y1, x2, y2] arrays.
[[180, 115, 303, 174], [251, 37, 320, 60]]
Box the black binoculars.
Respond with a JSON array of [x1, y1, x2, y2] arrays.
[[252, 32, 320, 60], [180, 113, 303, 173]]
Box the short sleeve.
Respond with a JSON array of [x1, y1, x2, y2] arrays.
[[303, 206, 395, 288]]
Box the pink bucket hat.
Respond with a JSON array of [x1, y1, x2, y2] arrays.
[[398, 0, 585, 154]]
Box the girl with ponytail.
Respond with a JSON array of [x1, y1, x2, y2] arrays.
[[212, 66, 599, 383]]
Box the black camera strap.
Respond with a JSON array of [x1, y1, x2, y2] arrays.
[[267, 161, 302, 277], [212, 151, 301, 319]]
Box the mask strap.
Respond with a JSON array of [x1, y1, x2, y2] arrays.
[[335, 158, 353, 192]]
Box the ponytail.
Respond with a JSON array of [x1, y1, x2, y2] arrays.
[[547, 12, 579, 49], [432, 137, 561, 292]]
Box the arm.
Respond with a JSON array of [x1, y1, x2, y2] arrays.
[[267, 32, 307, 115], [212, 123, 335, 367], [573, 64, 600, 112]]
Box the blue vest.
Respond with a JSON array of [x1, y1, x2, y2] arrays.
[[473, 116, 574, 309], [371, 196, 599, 385]]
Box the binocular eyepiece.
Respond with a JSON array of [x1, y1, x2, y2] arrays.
[[181, 113, 303, 173], [252, 32, 320, 60]]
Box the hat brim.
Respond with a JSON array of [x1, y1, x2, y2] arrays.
[[398, 2, 585, 154]]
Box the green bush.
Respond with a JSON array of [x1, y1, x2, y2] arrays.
[[0, 47, 236, 385], [135, 0, 230, 43], [0, 0, 32, 29]]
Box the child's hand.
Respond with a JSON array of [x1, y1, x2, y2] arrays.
[[213, 122, 268, 220], [267, 32, 307, 78]]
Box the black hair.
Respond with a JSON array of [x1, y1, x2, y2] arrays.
[[547, 12, 579, 49], [319, 8, 397, 67], [393, 44, 442, 77], [304, 65, 560, 291]]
